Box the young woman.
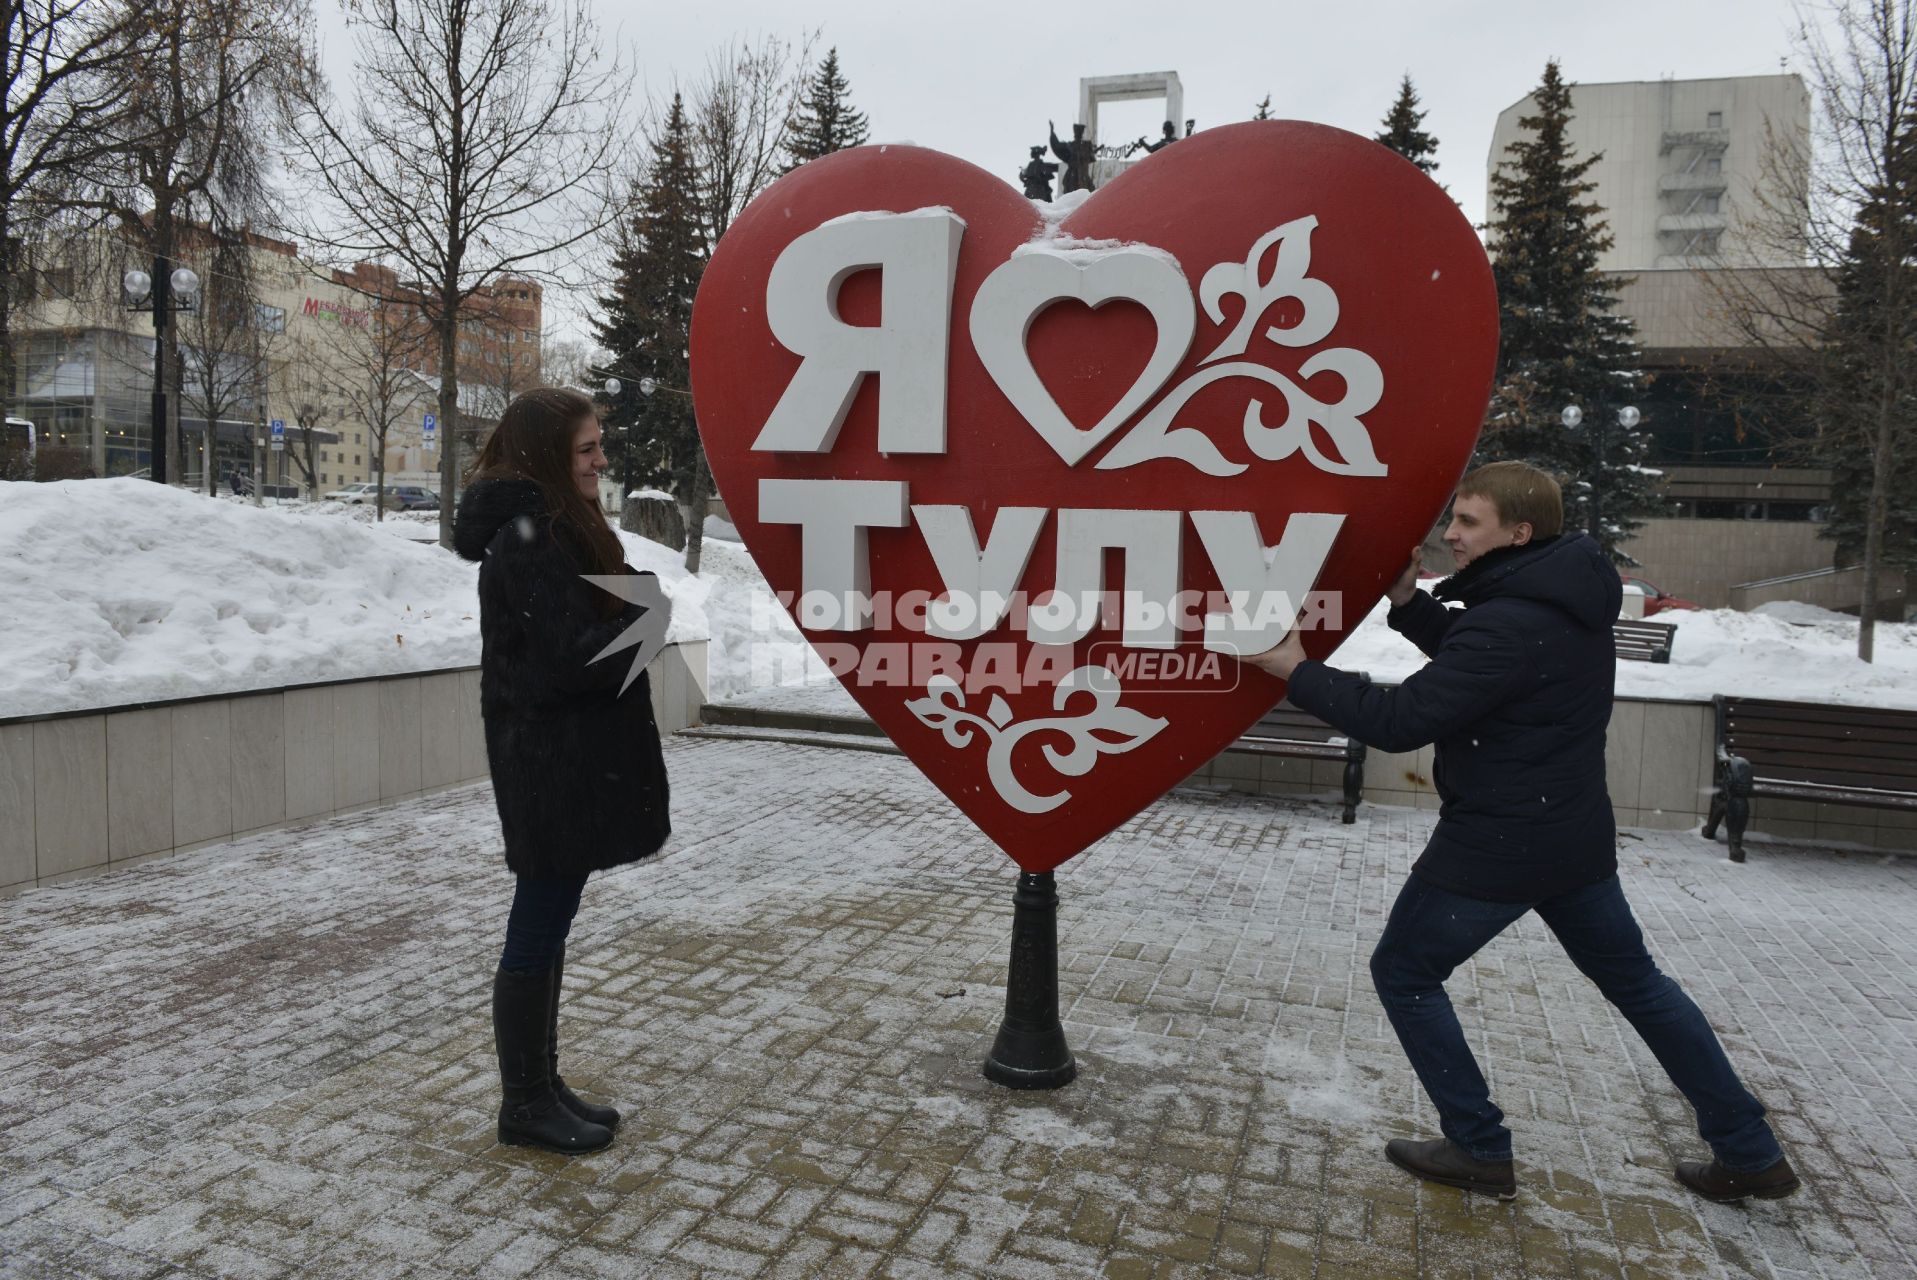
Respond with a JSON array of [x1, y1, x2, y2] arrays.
[[453, 387, 671, 1154]]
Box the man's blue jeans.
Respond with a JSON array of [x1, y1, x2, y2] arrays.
[[1371, 872, 1784, 1171]]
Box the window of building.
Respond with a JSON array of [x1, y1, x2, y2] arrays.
[[354, 454, 361, 465], [1706, 156, 1722, 175], [1686, 498, 1822, 522], [255, 304, 286, 333], [522, 329, 534, 342], [1702, 194, 1721, 213], [1707, 110, 1723, 128], [35, 266, 74, 298]]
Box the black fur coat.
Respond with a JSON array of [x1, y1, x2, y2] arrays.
[[453, 477, 671, 877]]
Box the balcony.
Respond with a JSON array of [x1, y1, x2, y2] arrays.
[[1660, 128, 1731, 155], [1657, 212, 1728, 234], [1659, 171, 1729, 194]]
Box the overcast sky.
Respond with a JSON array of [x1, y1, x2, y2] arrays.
[[312, 0, 1815, 346]]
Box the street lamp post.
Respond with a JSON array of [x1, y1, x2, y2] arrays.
[[1561, 402, 1641, 541], [123, 260, 201, 485], [251, 409, 265, 508], [598, 374, 638, 503], [594, 373, 692, 504]]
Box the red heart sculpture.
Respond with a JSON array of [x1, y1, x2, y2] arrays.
[[691, 121, 1497, 872]]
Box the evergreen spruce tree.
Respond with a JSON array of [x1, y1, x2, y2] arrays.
[[783, 48, 870, 172], [1253, 94, 1272, 121], [1375, 74, 1439, 173], [592, 92, 713, 569], [1479, 60, 1662, 561], [1816, 113, 1917, 577]]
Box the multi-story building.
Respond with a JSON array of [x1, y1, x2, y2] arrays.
[[1489, 74, 1808, 271], [296, 265, 542, 493], [1486, 74, 1853, 609], [9, 225, 541, 497]]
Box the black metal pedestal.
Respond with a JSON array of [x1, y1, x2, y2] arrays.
[[982, 870, 1076, 1089]]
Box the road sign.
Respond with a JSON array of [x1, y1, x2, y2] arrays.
[[422, 411, 437, 452], [270, 418, 284, 452]]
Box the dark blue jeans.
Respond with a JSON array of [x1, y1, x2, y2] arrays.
[[1371, 872, 1784, 1171], [499, 873, 589, 974]]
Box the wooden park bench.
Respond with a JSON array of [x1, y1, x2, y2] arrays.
[[1614, 618, 1677, 663], [1234, 693, 1369, 824], [1703, 695, 1917, 862]]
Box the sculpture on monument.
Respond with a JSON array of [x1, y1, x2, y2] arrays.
[[1048, 120, 1096, 194], [1135, 120, 1180, 154], [1019, 145, 1059, 201]]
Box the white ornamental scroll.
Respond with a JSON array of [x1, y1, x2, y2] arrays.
[[971, 213, 1389, 478], [904, 665, 1168, 814]]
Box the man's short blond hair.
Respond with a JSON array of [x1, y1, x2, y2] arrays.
[[1457, 461, 1564, 538]]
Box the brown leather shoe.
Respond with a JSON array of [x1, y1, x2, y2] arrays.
[[1674, 1155, 1799, 1203], [1385, 1137, 1517, 1199]]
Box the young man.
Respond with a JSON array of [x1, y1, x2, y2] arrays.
[[1245, 461, 1796, 1204]]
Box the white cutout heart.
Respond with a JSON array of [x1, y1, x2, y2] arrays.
[[969, 247, 1196, 468]]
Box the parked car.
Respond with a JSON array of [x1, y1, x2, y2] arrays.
[[1620, 575, 1701, 615], [382, 485, 440, 512], [324, 482, 380, 504]]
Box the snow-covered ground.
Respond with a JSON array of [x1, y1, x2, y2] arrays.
[[4, 477, 1913, 718], [0, 479, 822, 718], [1327, 594, 1917, 708]]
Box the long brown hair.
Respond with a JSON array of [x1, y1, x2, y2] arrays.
[[469, 387, 626, 614]]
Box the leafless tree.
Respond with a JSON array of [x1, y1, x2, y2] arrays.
[[538, 328, 594, 389], [279, 396, 325, 495], [687, 32, 815, 245], [466, 313, 541, 426], [323, 285, 431, 518], [177, 231, 281, 494], [281, 0, 628, 548], [0, 0, 152, 415], [1702, 0, 1917, 658], [75, 0, 303, 485]]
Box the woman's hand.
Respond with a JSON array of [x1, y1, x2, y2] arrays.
[[1238, 628, 1309, 681], [1385, 546, 1425, 608]]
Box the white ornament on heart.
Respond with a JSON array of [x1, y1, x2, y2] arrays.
[[968, 243, 1195, 468], [968, 216, 1388, 476], [747, 207, 1387, 478]]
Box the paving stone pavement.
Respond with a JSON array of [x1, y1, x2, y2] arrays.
[[1, 735, 1914, 1280]]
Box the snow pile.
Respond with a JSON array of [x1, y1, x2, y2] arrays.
[[262, 498, 441, 541], [0, 479, 485, 718], [0, 479, 815, 718], [1326, 592, 1917, 710], [1752, 599, 1856, 626], [614, 527, 830, 699]]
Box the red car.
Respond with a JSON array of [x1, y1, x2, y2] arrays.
[[1621, 575, 1701, 616]]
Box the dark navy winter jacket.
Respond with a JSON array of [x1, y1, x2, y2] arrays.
[[1285, 533, 1623, 902]]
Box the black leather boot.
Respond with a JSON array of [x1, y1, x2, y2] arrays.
[[548, 945, 620, 1130], [492, 966, 613, 1153], [1675, 1155, 1799, 1202], [1385, 1137, 1518, 1199]]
